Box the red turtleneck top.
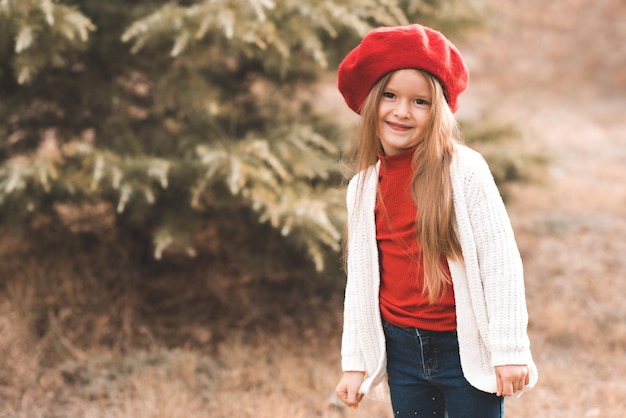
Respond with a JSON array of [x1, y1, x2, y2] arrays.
[[375, 148, 456, 331]]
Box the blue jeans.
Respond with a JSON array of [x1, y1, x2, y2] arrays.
[[383, 320, 504, 418]]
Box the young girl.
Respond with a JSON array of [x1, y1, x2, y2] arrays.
[[334, 24, 538, 417]]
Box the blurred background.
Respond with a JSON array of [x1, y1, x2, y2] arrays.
[[0, 0, 624, 417]]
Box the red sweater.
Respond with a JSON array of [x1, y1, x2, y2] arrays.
[[375, 148, 456, 331]]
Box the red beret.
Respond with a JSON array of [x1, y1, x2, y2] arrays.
[[337, 24, 469, 114]]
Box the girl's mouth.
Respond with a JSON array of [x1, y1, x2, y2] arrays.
[[386, 121, 413, 131]]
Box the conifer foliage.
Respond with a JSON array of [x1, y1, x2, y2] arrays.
[[0, 0, 486, 272]]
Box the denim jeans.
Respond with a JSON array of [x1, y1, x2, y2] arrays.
[[383, 320, 504, 418]]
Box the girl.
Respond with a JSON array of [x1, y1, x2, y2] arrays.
[[334, 24, 538, 417]]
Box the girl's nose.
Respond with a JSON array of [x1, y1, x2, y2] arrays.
[[393, 101, 411, 119]]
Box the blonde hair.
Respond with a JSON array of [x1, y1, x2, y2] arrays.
[[344, 69, 464, 303]]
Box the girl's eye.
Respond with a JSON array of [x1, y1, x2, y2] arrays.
[[382, 92, 395, 99], [414, 98, 430, 106]]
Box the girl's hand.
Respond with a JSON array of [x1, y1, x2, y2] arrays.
[[335, 371, 366, 409], [495, 365, 530, 396]]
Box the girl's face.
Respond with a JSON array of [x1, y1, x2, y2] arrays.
[[376, 69, 432, 156]]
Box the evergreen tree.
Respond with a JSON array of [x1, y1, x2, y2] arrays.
[[0, 0, 490, 274]]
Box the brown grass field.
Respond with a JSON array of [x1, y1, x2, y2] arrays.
[[1, 0, 625, 417]]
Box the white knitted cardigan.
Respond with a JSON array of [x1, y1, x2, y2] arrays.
[[341, 144, 538, 401]]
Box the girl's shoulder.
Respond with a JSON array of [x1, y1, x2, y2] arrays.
[[346, 161, 379, 189], [345, 162, 379, 208], [452, 143, 491, 175], [453, 143, 486, 165], [451, 143, 500, 192]]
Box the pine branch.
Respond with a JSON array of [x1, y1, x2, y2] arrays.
[[121, 0, 409, 71], [0, 124, 345, 269], [0, 0, 95, 84]]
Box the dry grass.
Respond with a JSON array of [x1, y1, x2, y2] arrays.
[[0, 275, 386, 418]]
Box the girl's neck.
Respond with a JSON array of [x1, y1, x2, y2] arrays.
[[378, 147, 415, 177]]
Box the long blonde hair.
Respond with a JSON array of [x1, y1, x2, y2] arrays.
[[344, 69, 464, 303]]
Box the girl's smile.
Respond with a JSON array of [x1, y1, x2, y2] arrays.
[[386, 121, 413, 130]]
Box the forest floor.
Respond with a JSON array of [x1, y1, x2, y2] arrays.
[[1, 0, 625, 417]]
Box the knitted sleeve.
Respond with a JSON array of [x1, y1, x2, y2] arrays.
[[340, 176, 366, 372], [462, 150, 532, 367]]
